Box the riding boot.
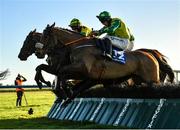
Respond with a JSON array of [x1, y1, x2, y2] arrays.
[[102, 38, 112, 59]]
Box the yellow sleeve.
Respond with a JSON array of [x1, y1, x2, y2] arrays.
[[81, 26, 92, 36]]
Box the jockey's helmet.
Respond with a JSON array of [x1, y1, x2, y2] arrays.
[[69, 18, 81, 27], [96, 11, 111, 23]]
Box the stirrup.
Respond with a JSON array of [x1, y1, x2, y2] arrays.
[[105, 53, 112, 59], [103, 51, 112, 60]]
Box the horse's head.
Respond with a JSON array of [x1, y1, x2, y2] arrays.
[[37, 22, 84, 57], [40, 23, 60, 49], [32, 23, 55, 59], [18, 29, 41, 60]]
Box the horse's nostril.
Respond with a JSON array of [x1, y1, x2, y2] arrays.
[[19, 56, 27, 61]]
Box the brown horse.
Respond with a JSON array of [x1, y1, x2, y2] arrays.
[[39, 23, 174, 82], [136, 48, 174, 83], [38, 23, 163, 103]]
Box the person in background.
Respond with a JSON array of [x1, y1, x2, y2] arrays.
[[15, 74, 27, 107], [69, 18, 92, 36]]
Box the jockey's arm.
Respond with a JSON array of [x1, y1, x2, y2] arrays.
[[99, 19, 121, 35], [80, 26, 92, 37], [127, 28, 135, 41], [106, 19, 121, 34], [98, 26, 108, 35]]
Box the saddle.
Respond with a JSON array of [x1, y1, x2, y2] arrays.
[[96, 38, 126, 64]]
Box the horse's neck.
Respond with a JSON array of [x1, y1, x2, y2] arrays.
[[70, 38, 101, 56], [47, 47, 70, 66], [70, 38, 97, 48], [56, 28, 84, 44]]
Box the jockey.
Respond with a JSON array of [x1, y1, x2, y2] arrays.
[[95, 11, 135, 57], [69, 18, 92, 37]]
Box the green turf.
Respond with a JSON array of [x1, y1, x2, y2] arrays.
[[0, 90, 125, 129]]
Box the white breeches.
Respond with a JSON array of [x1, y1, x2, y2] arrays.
[[104, 35, 134, 51]]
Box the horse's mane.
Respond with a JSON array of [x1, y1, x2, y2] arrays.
[[53, 27, 85, 37]]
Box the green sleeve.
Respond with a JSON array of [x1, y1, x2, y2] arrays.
[[98, 19, 121, 35], [106, 19, 121, 34], [98, 26, 108, 35]]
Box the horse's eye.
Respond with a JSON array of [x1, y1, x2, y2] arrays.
[[43, 35, 48, 39]]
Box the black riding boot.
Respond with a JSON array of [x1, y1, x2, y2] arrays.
[[102, 38, 112, 59]]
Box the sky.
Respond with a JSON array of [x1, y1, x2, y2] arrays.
[[0, 0, 180, 85]]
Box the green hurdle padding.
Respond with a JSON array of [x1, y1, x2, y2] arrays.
[[47, 98, 180, 129]]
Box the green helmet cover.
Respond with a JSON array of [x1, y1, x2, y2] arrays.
[[69, 18, 81, 27], [97, 11, 111, 21]]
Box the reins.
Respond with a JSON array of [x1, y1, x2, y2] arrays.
[[65, 37, 91, 46]]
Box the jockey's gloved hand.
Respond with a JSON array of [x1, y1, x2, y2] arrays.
[[130, 35, 135, 41], [90, 31, 99, 37]]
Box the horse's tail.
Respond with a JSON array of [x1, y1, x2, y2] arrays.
[[137, 48, 174, 83]]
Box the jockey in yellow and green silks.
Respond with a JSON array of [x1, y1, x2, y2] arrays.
[[69, 18, 92, 37], [95, 11, 134, 51]]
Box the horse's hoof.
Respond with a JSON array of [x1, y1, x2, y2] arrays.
[[54, 98, 63, 103], [37, 82, 42, 89], [61, 99, 72, 107], [66, 89, 73, 98]]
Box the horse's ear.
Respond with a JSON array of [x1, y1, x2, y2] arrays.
[[47, 24, 50, 27], [33, 29, 36, 33], [51, 22, 55, 27]]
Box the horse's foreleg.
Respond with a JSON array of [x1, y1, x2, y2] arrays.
[[72, 79, 97, 99], [34, 69, 43, 89], [57, 63, 88, 100], [54, 76, 68, 100], [58, 63, 87, 85], [62, 79, 97, 107], [35, 64, 57, 88], [51, 63, 83, 100]]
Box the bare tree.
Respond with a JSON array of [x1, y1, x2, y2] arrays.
[[0, 69, 10, 80]]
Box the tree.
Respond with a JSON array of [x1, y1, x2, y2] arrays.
[[0, 69, 10, 80]]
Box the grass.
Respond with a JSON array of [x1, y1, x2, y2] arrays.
[[0, 90, 125, 129], [0, 90, 55, 120]]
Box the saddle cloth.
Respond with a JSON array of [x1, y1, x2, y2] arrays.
[[112, 46, 126, 64]]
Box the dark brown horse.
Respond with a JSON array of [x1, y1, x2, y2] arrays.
[[18, 30, 52, 87], [38, 23, 164, 103], [18, 29, 72, 99], [18, 29, 41, 61]]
